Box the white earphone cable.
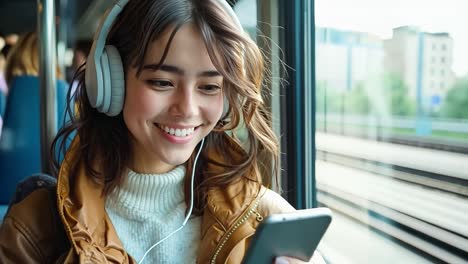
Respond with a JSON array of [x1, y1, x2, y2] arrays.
[[138, 137, 205, 264]]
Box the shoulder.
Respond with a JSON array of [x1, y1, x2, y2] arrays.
[[5, 188, 56, 224], [0, 188, 69, 262], [257, 187, 296, 216]]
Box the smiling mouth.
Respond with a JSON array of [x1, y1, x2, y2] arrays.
[[154, 123, 199, 137]]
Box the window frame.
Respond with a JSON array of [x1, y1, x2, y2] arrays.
[[277, 0, 317, 209]]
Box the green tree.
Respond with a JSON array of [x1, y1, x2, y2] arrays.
[[318, 74, 415, 116], [345, 74, 414, 116], [347, 81, 371, 114], [440, 78, 468, 119], [315, 80, 343, 114], [383, 73, 415, 116]]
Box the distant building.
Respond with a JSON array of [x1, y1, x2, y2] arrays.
[[384, 26, 455, 109], [315, 27, 384, 92]]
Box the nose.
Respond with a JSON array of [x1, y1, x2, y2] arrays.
[[169, 86, 198, 118]]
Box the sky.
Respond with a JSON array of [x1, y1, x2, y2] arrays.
[[315, 0, 468, 77]]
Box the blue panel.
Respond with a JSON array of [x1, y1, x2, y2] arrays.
[[431, 95, 441, 105], [0, 91, 5, 117], [346, 45, 353, 91], [0, 204, 7, 223], [415, 32, 431, 136]]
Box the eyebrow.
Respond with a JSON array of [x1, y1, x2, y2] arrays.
[[142, 63, 221, 77]]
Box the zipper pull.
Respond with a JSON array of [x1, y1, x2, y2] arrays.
[[254, 211, 263, 222]]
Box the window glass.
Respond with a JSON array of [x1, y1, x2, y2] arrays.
[[234, 0, 258, 40], [234, 0, 284, 187], [315, 0, 468, 263], [231, 0, 258, 147]]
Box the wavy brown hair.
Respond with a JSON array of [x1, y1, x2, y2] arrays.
[[52, 0, 279, 214]]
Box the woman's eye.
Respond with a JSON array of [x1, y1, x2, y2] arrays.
[[200, 85, 221, 94], [147, 80, 174, 89]]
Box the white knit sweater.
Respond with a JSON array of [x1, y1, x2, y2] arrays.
[[105, 165, 201, 263]]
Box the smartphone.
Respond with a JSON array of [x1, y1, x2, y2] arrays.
[[241, 207, 332, 264]]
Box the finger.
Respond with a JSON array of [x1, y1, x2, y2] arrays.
[[275, 257, 290, 264], [274, 256, 308, 264]]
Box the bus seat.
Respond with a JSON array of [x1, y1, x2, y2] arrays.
[[0, 75, 68, 206], [0, 173, 57, 223], [1, 173, 56, 223]]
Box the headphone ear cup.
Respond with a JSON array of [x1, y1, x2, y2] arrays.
[[104, 45, 125, 116], [98, 50, 112, 113], [85, 49, 103, 110]]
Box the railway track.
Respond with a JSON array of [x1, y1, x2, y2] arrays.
[[316, 157, 468, 263], [316, 129, 468, 154], [315, 133, 468, 263]]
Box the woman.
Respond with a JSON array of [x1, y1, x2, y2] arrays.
[[0, 0, 324, 263]]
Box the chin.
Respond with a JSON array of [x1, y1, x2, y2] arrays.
[[161, 153, 193, 167]]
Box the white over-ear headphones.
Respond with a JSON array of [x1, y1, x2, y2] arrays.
[[85, 0, 243, 116]]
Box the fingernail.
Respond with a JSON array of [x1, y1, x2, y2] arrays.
[[275, 257, 289, 264]]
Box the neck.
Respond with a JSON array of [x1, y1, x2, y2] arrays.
[[129, 137, 176, 174], [129, 160, 176, 174]]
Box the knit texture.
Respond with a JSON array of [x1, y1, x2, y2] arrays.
[[105, 165, 201, 263]]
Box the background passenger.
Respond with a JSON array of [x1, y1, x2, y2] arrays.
[[0, 53, 7, 96], [71, 39, 93, 71], [4, 32, 63, 85], [67, 38, 93, 88], [0, 33, 19, 93]]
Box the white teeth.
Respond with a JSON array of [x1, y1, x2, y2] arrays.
[[157, 124, 195, 137]]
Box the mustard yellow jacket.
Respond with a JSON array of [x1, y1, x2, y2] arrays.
[[0, 135, 296, 263]]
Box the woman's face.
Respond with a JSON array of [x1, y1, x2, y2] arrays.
[[123, 23, 224, 174]]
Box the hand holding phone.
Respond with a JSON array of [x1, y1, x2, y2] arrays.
[[242, 207, 332, 264]]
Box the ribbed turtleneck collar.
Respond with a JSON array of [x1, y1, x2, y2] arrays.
[[107, 165, 186, 214]]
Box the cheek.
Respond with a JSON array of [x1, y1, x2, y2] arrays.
[[124, 86, 160, 119], [204, 95, 224, 123]]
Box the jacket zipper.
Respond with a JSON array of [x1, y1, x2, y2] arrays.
[[210, 198, 263, 264]]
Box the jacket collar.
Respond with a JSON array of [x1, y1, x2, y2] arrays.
[[57, 137, 133, 263]]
